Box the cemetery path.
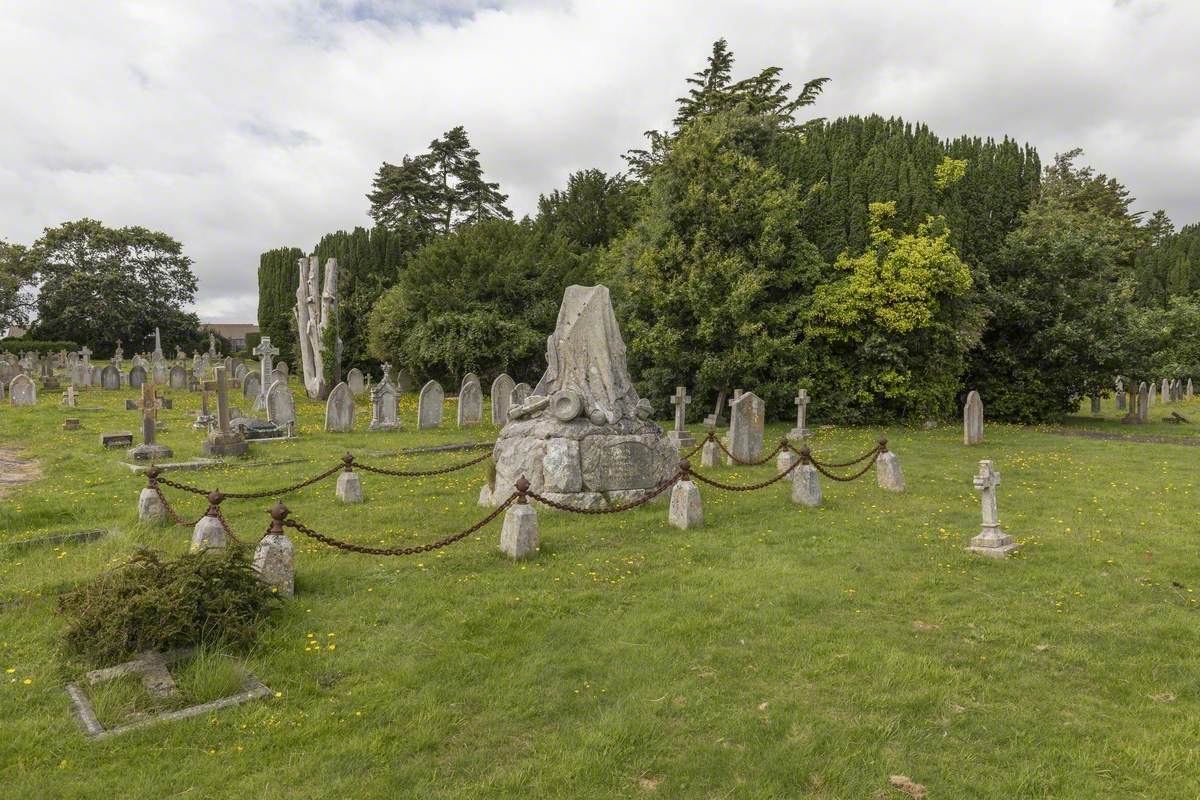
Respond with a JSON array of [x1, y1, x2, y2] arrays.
[[1045, 427, 1200, 447], [0, 445, 41, 497]]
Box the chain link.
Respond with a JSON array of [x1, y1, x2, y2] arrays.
[[156, 463, 344, 499], [355, 449, 492, 477], [280, 493, 516, 555], [711, 433, 787, 466], [152, 482, 206, 527], [803, 444, 881, 469], [807, 449, 881, 482], [690, 453, 804, 492], [527, 472, 683, 514]]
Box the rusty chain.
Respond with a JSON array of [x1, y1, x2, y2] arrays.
[[689, 452, 804, 492], [710, 432, 788, 466], [279, 492, 516, 555], [355, 449, 493, 477], [150, 481, 240, 543], [527, 471, 683, 514], [800, 443, 882, 469], [807, 449, 881, 482], [156, 463, 344, 499]]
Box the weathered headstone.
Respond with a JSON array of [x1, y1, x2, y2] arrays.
[[127, 382, 173, 461], [270, 367, 286, 388], [266, 380, 297, 430], [418, 380, 444, 429], [1149, 382, 1157, 407], [457, 374, 483, 427], [703, 390, 728, 429], [253, 522, 294, 597], [510, 382, 531, 409], [1115, 378, 1126, 410], [369, 371, 400, 431], [1090, 393, 1101, 414], [9, 374, 36, 406], [963, 390, 983, 445], [966, 459, 1018, 557], [491, 373, 516, 425], [726, 392, 765, 464], [324, 382, 356, 432], [1162, 378, 1170, 403], [1138, 382, 1149, 423], [129, 365, 147, 389], [90, 365, 103, 387], [169, 365, 187, 390], [234, 363, 248, 382], [1189, 378, 1194, 400], [789, 388, 810, 440], [201, 366, 248, 456], [791, 463, 821, 506], [346, 368, 365, 396], [61, 386, 77, 407], [668, 386, 694, 449], [276, 361, 288, 377], [242, 371, 261, 402], [668, 477, 703, 529]]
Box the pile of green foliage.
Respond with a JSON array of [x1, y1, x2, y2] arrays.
[[57, 545, 277, 664]]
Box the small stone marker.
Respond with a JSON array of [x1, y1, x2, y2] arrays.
[[252, 337, 279, 411], [1148, 382, 1157, 407], [726, 391, 765, 464], [500, 482, 538, 559], [138, 480, 167, 524], [128, 365, 146, 388], [418, 380, 444, 429], [875, 442, 905, 491], [255, 503, 295, 596], [668, 386, 695, 449], [324, 382, 356, 432], [789, 388, 810, 440], [189, 493, 228, 552], [127, 382, 173, 461], [369, 367, 400, 431], [668, 469, 703, 529], [9, 374, 36, 406], [700, 430, 719, 468], [63, 418, 81, 431], [963, 390, 983, 445], [169, 365, 187, 390], [242, 371, 260, 401], [777, 447, 799, 474], [346, 368, 365, 396], [336, 458, 364, 503], [491, 373, 516, 425], [61, 385, 77, 407], [967, 459, 1018, 557], [703, 390, 727, 428], [791, 461, 821, 506], [457, 374, 483, 427], [101, 432, 134, 448]]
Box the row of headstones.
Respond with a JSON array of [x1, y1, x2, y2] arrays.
[[324, 372, 535, 432]]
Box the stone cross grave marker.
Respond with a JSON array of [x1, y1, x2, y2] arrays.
[[963, 390, 983, 445], [126, 382, 173, 460], [62, 385, 76, 407], [966, 459, 1018, 557], [252, 337, 279, 411], [790, 388, 809, 440], [201, 366, 248, 455], [668, 386, 694, 449], [703, 389, 728, 428]]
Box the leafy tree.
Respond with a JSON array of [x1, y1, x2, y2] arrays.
[[604, 109, 827, 419], [806, 202, 981, 419], [535, 169, 637, 249], [966, 152, 1143, 421], [0, 239, 35, 330], [257, 247, 303, 364], [27, 218, 202, 354]]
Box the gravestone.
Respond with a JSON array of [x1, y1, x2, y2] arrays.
[[242, 372, 261, 402], [491, 373, 516, 425], [369, 371, 400, 431], [129, 365, 147, 389], [668, 386, 694, 449], [234, 363, 248, 382], [510, 382, 531, 409], [90, 365, 103, 387], [201, 366, 248, 456], [71, 362, 87, 387], [1090, 393, 1101, 414], [457, 374, 483, 427], [789, 388, 809, 439], [1115, 378, 1126, 410], [1162, 378, 1170, 403], [100, 365, 121, 390], [1138, 382, 1149, 423], [1149, 382, 1157, 407], [169, 365, 187, 390], [266, 380, 297, 430], [270, 368, 286, 388], [276, 361, 288, 377], [727, 392, 765, 463], [62, 386, 77, 407], [9, 374, 36, 406], [1189, 378, 1194, 400], [346, 368, 365, 396], [963, 390, 983, 445], [127, 382, 173, 461], [324, 382, 356, 432], [966, 460, 1018, 557], [704, 390, 728, 429], [252, 337, 279, 412], [418, 380, 444, 429]]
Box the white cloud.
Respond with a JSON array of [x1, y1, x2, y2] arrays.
[[2, 0, 1197, 322]]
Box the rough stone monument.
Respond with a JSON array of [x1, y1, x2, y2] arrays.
[[491, 285, 676, 509], [963, 390, 983, 445], [966, 459, 1018, 557]]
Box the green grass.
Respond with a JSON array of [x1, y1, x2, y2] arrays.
[[1, 372, 1198, 798]]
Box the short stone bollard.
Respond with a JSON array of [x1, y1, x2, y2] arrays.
[[668, 461, 703, 529], [254, 502, 295, 596], [791, 452, 821, 507], [777, 445, 799, 475], [137, 470, 168, 525], [875, 440, 905, 492], [700, 434, 719, 468], [190, 491, 228, 552], [500, 477, 539, 559], [335, 453, 363, 503]]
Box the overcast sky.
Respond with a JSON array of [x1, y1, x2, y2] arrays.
[[3, 0, 1198, 322]]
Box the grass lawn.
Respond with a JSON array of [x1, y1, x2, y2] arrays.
[[1, 373, 1198, 798]]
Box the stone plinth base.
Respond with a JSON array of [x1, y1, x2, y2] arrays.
[[876, 451, 905, 492], [190, 516, 227, 552], [201, 432, 248, 457], [777, 450, 799, 474], [500, 504, 538, 559], [478, 484, 492, 507], [700, 439, 718, 468], [137, 487, 167, 524], [967, 527, 1019, 558], [787, 427, 808, 440], [791, 464, 822, 506], [253, 533, 294, 596], [128, 443, 174, 462], [668, 430, 695, 450]]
